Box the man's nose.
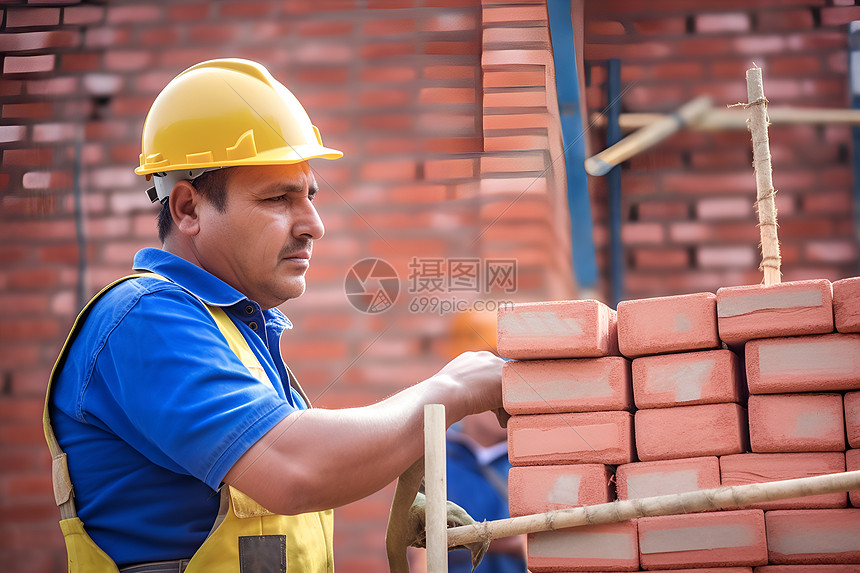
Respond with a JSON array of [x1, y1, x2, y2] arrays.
[[294, 200, 325, 240]]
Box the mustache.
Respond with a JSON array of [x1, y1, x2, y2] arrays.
[[280, 240, 313, 258]]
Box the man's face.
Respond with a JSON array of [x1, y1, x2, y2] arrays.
[[194, 162, 324, 309]]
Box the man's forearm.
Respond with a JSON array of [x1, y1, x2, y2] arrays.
[[224, 368, 490, 514]]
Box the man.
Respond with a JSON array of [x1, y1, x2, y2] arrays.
[[45, 58, 504, 572]]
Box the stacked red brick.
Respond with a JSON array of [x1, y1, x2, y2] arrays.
[[500, 299, 640, 571], [498, 278, 860, 571], [718, 278, 860, 569]]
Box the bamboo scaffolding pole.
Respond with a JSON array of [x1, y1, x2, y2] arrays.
[[745, 66, 782, 285], [424, 404, 448, 573], [589, 107, 860, 131], [584, 95, 713, 176], [446, 469, 860, 548]]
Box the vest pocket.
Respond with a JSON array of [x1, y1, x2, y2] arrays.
[[238, 535, 286, 573]]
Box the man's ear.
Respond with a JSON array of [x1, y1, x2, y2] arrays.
[[169, 180, 201, 237]]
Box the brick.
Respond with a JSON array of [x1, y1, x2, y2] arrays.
[[22, 171, 72, 190], [697, 246, 757, 269], [481, 153, 545, 174], [5, 7, 60, 27], [423, 13, 476, 32], [63, 4, 105, 25], [503, 357, 632, 415], [478, 177, 547, 197], [638, 510, 767, 569], [696, 12, 750, 33], [527, 521, 638, 573], [617, 292, 719, 358], [359, 42, 414, 59], [847, 449, 860, 507], [616, 456, 720, 502], [631, 17, 686, 35], [821, 6, 860, 26], [846, 392, 860, 449], [359, 66, 416, 83], [359, 159, 416, 181], [424, 64, 474, 80], [833, 277, 860, 333], [418, 87, 475, 105], [219, 0, 274, 17], [3, 55, 55, 74], [423, 159, 473, 180], [484, 134, 548, 152], [508, 464, 614, 517], [482, 48, 551, 68], [107, 4, 162, 23], [621, 222, 663, 244], [423, 137, 481, 153], [720, 452, 846, 510], [748, 393, 845, 453], [637, 201, 689, 221], [0, 126, 26, 144], [483, 5, 547, 24], [765, 509, 860, 564], [756, 9, 815, 31], [483, 70, 545, 88], [358, 88, 411, 108], [649, 569, 754, 573], [0, 31, 78, 52], [508, 411, 634, 466], [632, 349, 742, 409], [745, 334, 860, 394], [104, 51, 152, 71], [425, 40, 480, 56], [697, 197, 752, 220], [635, 403, 748, 462], [497, 299, 618, 360], [806, 240, 856, 264], [483, 90, 547, 109], [27, 76, 78, 96]]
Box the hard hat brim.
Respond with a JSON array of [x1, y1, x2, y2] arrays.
[[135, 144, 343, 176]]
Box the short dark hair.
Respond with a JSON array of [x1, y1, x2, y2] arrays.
[[157, 168, 230, 243]]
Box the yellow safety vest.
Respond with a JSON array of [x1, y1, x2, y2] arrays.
[[44, 274, 334, 572]]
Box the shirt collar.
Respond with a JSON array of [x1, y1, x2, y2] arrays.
[[132, 248, 294, 330], [132, 248, 247, 307]]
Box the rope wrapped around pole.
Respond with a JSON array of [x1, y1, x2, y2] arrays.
[[744, 65, 782, 285]]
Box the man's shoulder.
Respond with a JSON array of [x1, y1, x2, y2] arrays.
[[84, 275, 209, 337]]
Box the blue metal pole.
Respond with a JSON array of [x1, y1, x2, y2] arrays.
[[546, 0, 598, 293], [850, 21, 860, 275], [606, 59, 624, 307]]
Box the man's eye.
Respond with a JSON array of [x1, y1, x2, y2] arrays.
[[268, 195, 287, 202]]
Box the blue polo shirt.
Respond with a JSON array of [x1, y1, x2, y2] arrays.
[[49, 248, 307, 567]]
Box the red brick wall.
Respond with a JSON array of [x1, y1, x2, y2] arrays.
[[1, 0, 857, 571], [583, 0, 859, 299]]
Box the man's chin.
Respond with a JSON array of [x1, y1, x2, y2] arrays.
[[278, 279, 307, 303]]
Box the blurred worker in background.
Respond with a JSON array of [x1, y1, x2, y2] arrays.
[[411, 310, 527, 573], [45, 58, 504, 573]]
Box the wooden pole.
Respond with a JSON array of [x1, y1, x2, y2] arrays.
[[584, 95, 713, 176], [446, 469, 860, 548], [424, 404, 448, 573], [589, 107, 860, 131], [746, 66, 781, 285]]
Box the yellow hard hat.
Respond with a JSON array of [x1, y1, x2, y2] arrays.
[[136, 58, 342, 202]]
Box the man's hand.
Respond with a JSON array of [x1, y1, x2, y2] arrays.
[[429, 351, 505, 424]]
